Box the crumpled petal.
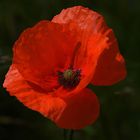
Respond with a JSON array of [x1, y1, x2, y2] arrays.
[[3, 64, 99, 129], [13, 21, 77, 92], [52, 6, 126, 88], [56, 88, 99, 129], [3, 65, 66, 121], [91, 32, 127, 85]]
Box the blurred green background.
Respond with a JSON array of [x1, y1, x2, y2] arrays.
[[0, 0, 140, 140]]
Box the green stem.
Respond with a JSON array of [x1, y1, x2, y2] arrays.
[[63, 129, 74, 140], [69, 130, 74, 140], [63, 129, 67, 140]]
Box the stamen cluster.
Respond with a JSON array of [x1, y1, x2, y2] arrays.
[[58, 68, 81, 89]]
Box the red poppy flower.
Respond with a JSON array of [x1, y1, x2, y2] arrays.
[[3, 6, 126, 129]]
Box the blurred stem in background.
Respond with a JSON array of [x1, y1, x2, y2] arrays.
[[63, 129, 74, 140]]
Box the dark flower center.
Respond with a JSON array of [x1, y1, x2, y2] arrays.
[[58, 68, 81, 89]]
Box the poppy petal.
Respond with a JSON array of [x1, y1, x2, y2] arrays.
[[91, 32, 127, 85], [3, 65, 99, 129], [52, 6, 126, 88], [13, 21, 77, 92], [3, 65, 66, 122], [56, 88, 100, 129]]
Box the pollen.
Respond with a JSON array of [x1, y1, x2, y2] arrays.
[[58, 68, 81, 89]]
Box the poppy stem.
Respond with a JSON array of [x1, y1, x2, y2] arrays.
[[63, 129, 67, 140], [69, 129, 74, 140], [63, 129, 74, 140]]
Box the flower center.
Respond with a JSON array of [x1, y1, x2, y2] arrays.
[[58, 68, 81, 89]]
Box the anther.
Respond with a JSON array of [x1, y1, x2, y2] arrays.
[[58, 68, 81, 89]]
